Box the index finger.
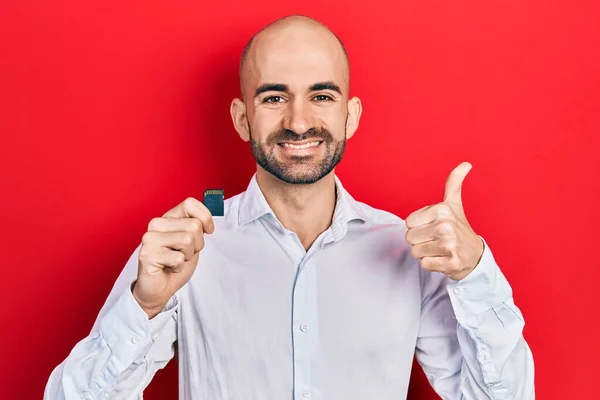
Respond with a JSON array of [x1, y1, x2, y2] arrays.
[[405, 205, 435, 229], [162, 197, 215, 234]]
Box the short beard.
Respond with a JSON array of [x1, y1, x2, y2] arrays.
[[249, 125, 346, 184]]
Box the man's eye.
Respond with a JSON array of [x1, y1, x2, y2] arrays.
[[264, 96, 283, 103], [314, 95, 333, 102]]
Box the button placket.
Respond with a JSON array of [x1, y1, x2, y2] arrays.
[[292, 254, 317, 400]]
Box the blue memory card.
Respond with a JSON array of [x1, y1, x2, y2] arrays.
[[203, 189, 224, 216]]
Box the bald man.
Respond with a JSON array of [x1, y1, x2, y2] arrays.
[[45, 15, 534, 400]]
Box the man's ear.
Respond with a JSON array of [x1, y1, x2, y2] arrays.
[[230, 98, 250, 142], [345, 96, 363, 140]]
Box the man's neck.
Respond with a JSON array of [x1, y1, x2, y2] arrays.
[[255, 167, 337, 251]]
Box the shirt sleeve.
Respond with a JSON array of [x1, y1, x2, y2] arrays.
[[415, 236, 535, 399], [44, 243, 179, 400]]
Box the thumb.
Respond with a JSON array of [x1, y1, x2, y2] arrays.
[[443, 161, 472, 208]]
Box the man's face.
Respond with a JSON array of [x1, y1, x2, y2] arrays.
[[237, 24, 353, 184]]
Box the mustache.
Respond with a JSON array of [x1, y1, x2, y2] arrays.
[[266, 127, 334, 145]]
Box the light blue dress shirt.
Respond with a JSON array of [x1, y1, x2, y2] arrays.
[[45, 173, 535, 399]]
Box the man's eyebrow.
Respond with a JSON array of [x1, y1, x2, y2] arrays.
[[309, 81, 342, 95], [255, 83, 289, 97]]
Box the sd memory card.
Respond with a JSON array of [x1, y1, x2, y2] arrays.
[[203, 189, 224, 216]]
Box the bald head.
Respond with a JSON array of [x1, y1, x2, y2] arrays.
[[239, 15, 350, 98], [229, 15, 363, 185]]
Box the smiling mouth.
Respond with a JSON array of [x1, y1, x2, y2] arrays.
[[278, 140, 323, 149]]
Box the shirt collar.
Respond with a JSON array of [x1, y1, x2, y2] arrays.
[[238, 173, 366, 240]]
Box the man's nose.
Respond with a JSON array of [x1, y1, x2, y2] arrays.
[[282, 99, 314, 134]]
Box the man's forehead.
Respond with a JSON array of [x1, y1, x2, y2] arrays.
[[247, 45, 347, 93]]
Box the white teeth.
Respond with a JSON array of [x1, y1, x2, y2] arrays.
[[282, 141, 320, 149]]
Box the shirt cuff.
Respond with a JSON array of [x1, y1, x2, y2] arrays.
[[445, 236, 513, 321], [97, 281, 178, 374]]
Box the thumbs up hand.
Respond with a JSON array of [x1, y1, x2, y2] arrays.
[[405, 162, 485, 281]]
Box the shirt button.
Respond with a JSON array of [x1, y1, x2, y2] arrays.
[[302, 389, 311, 398], [453, 287, 461, 295], [478, 352, 485, 359], [132, 334, 141, 344], [300, 324, 309, 332]]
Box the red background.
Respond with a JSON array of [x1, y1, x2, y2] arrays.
[[1, 1, 599, 399]]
